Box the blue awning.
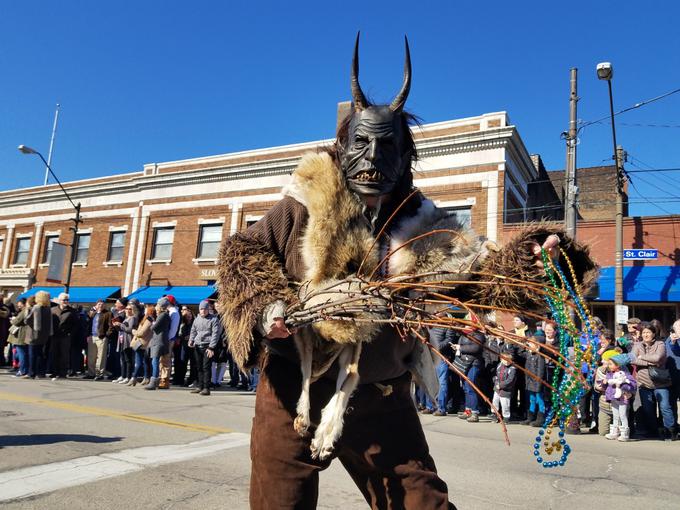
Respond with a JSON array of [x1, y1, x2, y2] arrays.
[[126, 285, 217, 305], [18, 286, 121, 303], [593, 266, 680, 302]]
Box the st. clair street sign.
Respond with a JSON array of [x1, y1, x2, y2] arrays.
[[623, 249, 658, 261]]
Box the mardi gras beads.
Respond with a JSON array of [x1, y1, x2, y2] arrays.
[[531, 248, 596, 469]]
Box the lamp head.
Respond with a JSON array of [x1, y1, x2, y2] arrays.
[[596, 62, 613, 81], [17, 145, 37, 154]]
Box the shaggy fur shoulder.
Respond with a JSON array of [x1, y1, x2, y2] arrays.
[[477, 222, 599, 311], [289, 152, 382, 344], [216, 233, 296, 368]]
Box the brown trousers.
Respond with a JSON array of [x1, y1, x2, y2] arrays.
[[250, 355, 454, 510]]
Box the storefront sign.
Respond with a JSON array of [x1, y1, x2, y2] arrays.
[[623, 249, 658, 260], [615, 304, 629, 324], [198, 268, 217, 280], [46, 242, 68, 283]]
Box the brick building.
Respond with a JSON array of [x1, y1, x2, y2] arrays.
[[0, 110, 540, 304]]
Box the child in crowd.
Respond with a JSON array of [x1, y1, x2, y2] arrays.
[[492, 350, 517, 423], [520, 331, 546, 427], [601, 350, 637, 441]]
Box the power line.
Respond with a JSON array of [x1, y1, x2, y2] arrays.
[[578, 86, 680, 132]]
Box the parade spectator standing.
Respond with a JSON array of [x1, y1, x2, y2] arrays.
[[173, 306, 195, 386], [146, 297, 171, 391], [116, 302, 140, 384], [51, 293, 78, 380], [8, 299, 29, 377], [0, 294, 11, 366], [520, 331, 547, 427], [601, 350, 637, 442], [429, 325, 456, 416], [617, 322, 675, 440], [593, 353, 613, 437], [68, 306, 88, 376], [189, 300, 220, 395], [511, 315, 529, 420], [109, 299, 127, 381], [158, 295, 180, 389], [666, 320, 680, 433], [25, 291, 52, 379], [454, 329, 485, 422], [492, 350, 517, 422], [84, 300, 113, 380], [129, 304, 155, 386]]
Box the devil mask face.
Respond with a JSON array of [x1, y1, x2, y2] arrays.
[[340, 34, 413, 197]]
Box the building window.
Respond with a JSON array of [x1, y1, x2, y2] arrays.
[[444, 207, 472, 229], [152, 227, 174, 260], [108, 231, 126, 262], [74, 234, 91, 263], [13, 238, 31, 265], [42, 235, 59, 264], [197, 224, 222, 259]]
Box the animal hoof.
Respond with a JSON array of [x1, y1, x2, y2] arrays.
[[293, 415, 309, 436]]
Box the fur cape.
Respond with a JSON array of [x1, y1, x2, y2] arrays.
[[217, 151, 598, 368]]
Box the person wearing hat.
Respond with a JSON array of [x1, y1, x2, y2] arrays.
[[188, 300, 221, 395], [146, 297, 171, 390], [519, 330, 547, 427], [601, 349, 637, 441]]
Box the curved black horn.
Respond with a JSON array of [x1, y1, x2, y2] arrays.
[[351, 32, 368, 111], [389, 36, 411, 112]]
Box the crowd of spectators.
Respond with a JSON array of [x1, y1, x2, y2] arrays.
[[0, 291, 257, 396], [416, 313, 680, 442]]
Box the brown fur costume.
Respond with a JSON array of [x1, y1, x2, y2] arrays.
[[217, 151, 597, 370]]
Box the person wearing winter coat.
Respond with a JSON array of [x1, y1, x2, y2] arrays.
[[425, 324, 457, 416], [492, 350, 517, 422], [8, 298, 30, 377], [51, 293, 79, 380], [115, 302, 140, 384], [614, 321, 675, 440], [600, 350, 637, 441], [519, 331, 547, 427], [129, 304, 155, 386], [145, 298, 171, 390], [25, 291, 52, 378], [665, 319, 680, 433], [453, 329, 485, 422], [188, 300, 221, 395]]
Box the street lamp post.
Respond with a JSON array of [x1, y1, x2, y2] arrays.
[[596, 63, 625, 329], [18, 145, 82, 293]]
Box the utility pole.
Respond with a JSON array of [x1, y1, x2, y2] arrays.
[[564, 68, 579, 238], [614, 145, 626, 311], [63, 203, 82, 293], [44, 104, 61, 186]]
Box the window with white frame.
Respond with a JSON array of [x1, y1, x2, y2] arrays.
[[152, 227, 174, 260], [107, 231, 126, 262], [197, 224, 222, 259], [74, 234, 91, 263], [443, 206, 472, 229], [13, 238, 31, 265], [42, 235, 59, 264]]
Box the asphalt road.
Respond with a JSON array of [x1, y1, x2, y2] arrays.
[[1, 372, 679, 510]]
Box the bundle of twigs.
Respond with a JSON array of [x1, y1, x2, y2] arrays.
[[285, 269, 588, 446]]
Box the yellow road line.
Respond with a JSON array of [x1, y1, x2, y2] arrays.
[[0, 391, 232, 435]]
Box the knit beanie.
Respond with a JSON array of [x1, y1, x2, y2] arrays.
[[199, 300, 210, 310], [157, 297, 170, 308], [601, 349, 619, 364]]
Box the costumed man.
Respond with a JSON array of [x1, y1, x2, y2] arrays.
[[217, 35, 597, 510]]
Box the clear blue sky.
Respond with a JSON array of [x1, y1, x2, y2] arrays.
[[2, 0, 679, 216]]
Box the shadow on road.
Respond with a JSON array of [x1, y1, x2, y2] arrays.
[[0, 434, 124, 447]]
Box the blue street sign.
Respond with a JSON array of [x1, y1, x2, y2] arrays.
[[623, 249, 658, 260]]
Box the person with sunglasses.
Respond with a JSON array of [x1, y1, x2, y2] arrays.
[[50, 293, 78, 381]]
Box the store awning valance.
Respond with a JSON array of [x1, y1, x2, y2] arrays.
[[592, 266, 680, 302], [18, 286, 121, 303], [125, 285, 217, 305]]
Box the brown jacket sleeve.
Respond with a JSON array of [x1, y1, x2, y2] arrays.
[[217, 196, 307, 368]]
